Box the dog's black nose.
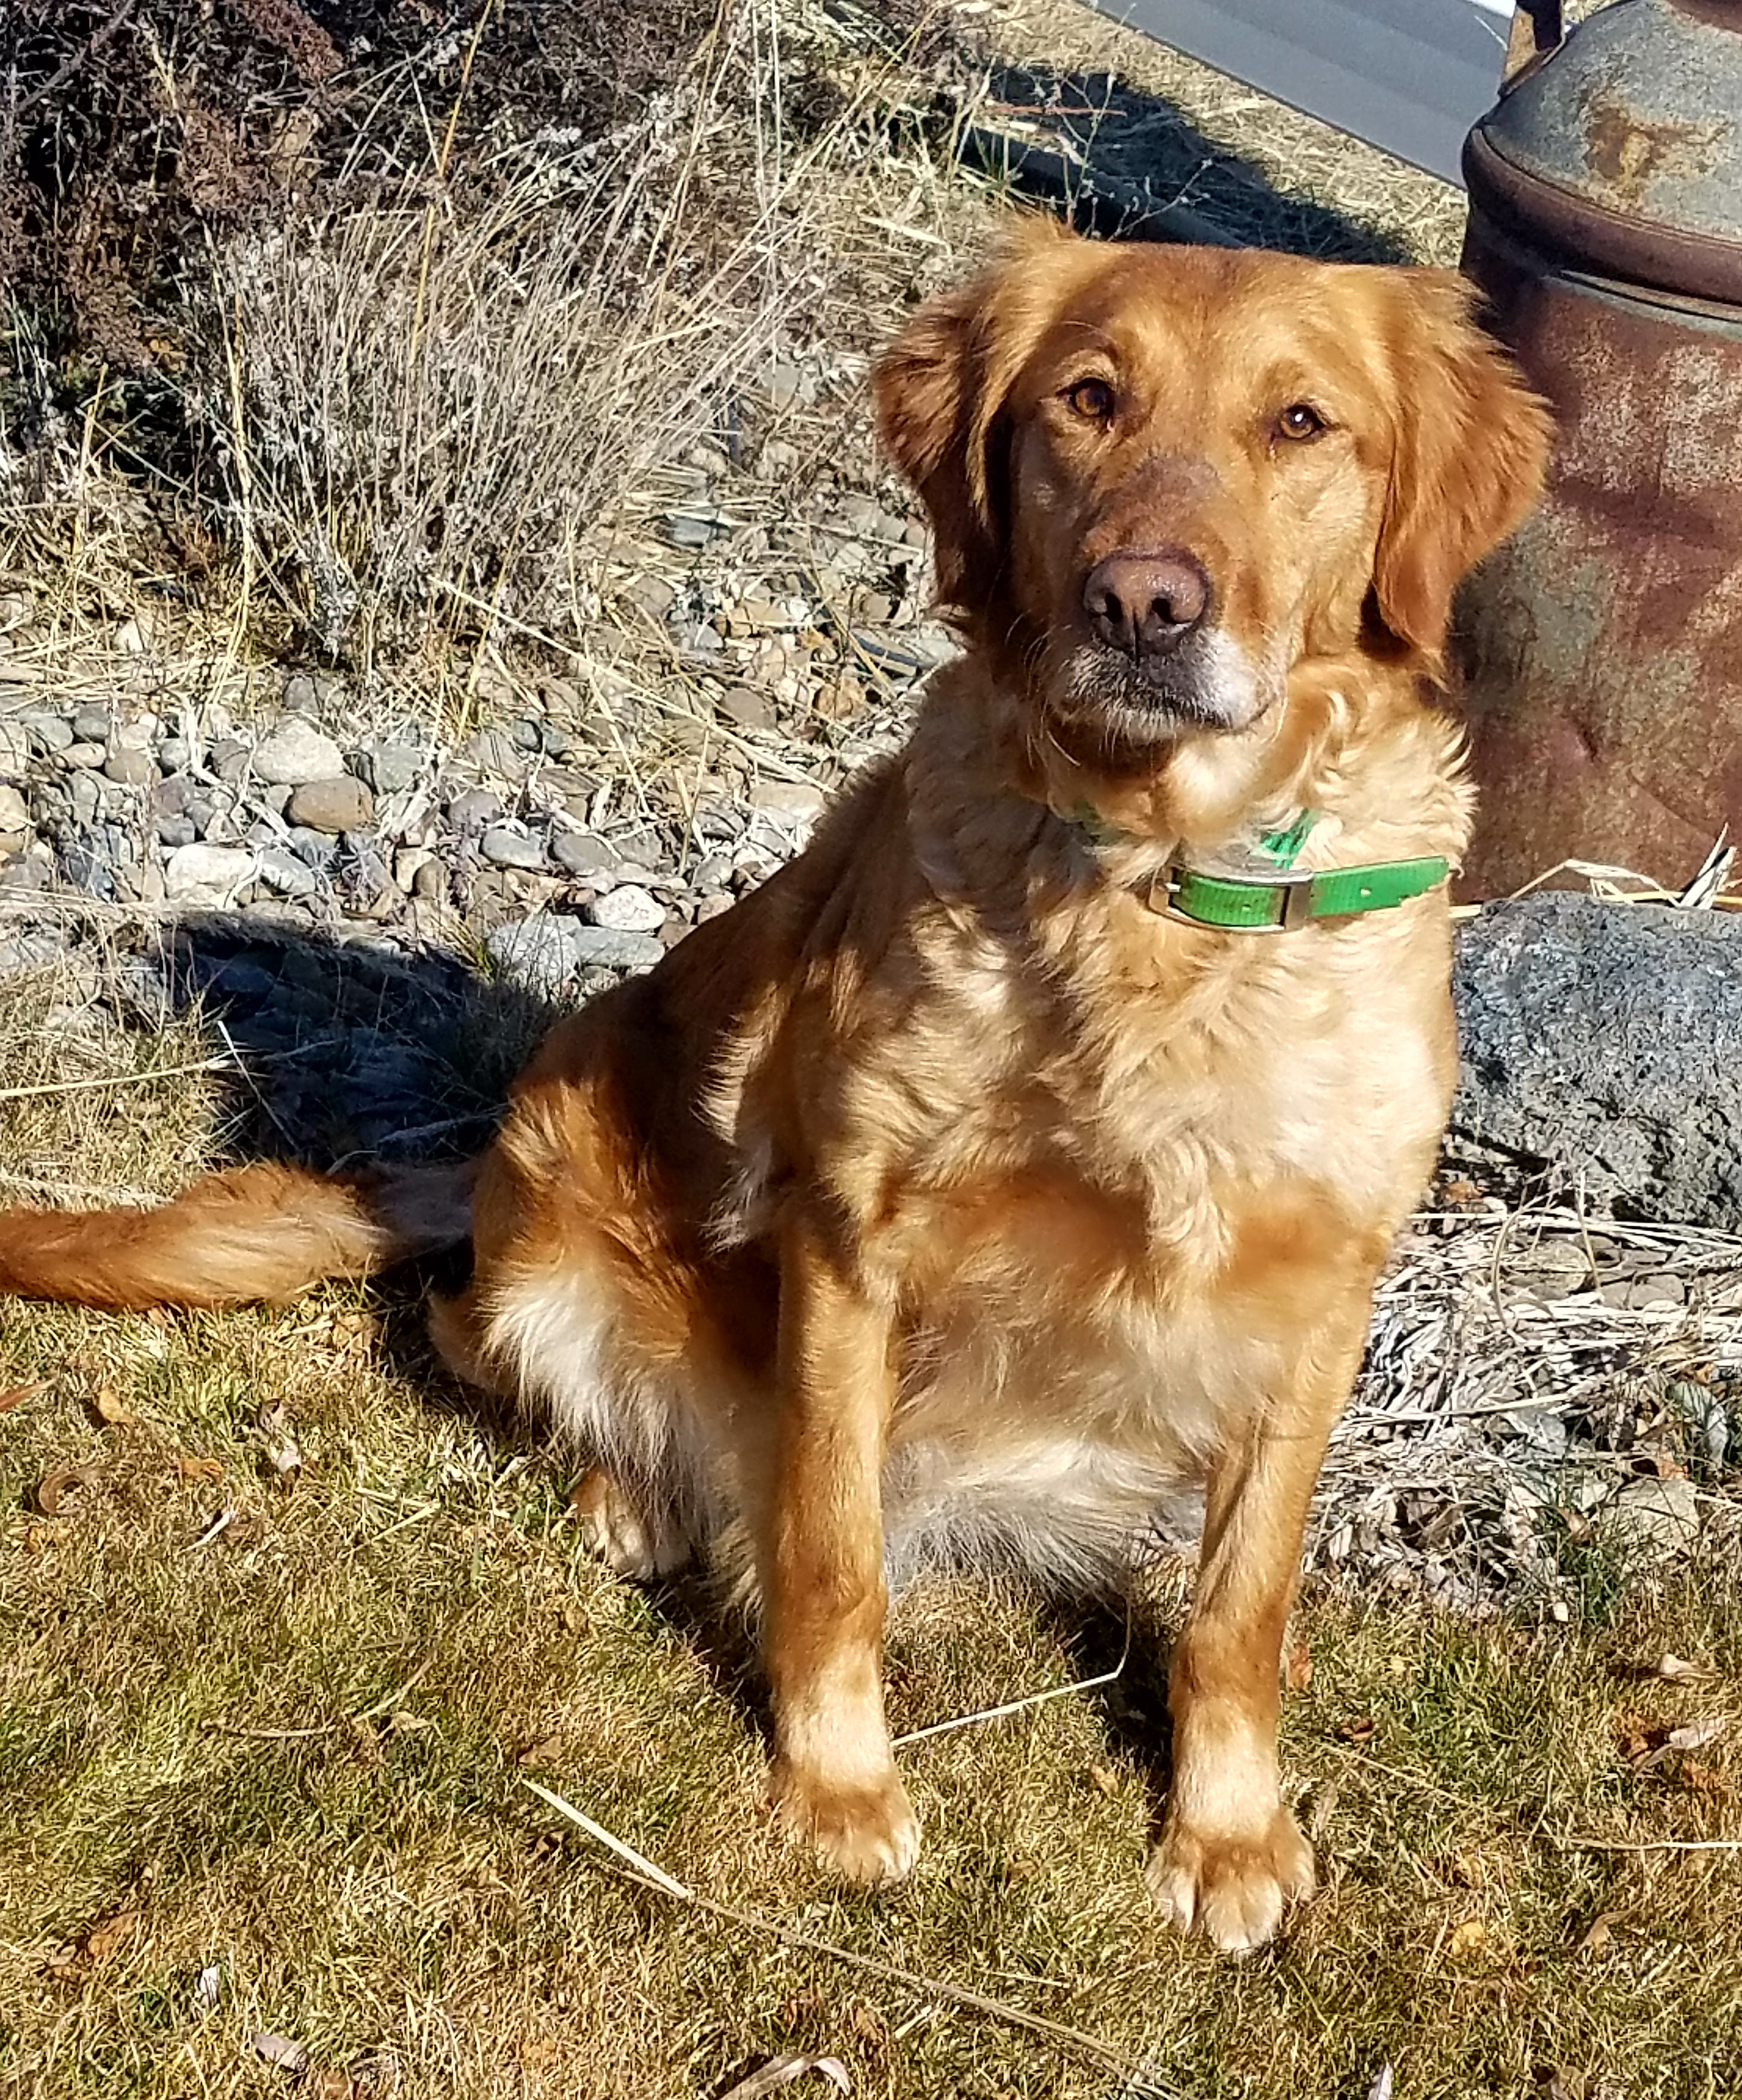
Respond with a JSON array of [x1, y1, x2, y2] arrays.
[[1082, 549, 1212, 659]]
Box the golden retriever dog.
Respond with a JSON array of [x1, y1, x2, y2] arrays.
[[0, 223, 1549, 1950]]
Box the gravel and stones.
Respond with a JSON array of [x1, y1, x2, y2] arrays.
[[487, 916, 665, 983]]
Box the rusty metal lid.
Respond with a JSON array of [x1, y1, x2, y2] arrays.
[[1464, 0, 1742, 305]]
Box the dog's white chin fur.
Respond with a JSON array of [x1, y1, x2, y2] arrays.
[[1050, 625, 1275, 743]]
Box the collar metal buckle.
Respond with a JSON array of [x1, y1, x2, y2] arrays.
[[1148, 864, 1319, 932]]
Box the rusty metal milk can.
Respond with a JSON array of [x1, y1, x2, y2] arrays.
[[1456, 0, 1742, 898]]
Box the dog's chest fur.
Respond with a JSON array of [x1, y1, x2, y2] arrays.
[[713, 755, 1458, 1586]]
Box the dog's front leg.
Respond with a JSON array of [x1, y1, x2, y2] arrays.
[[757, 1220, 918, 1884], [1148, 1308, 1369, 1952]]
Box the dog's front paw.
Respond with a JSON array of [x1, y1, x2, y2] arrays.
[[1145, 1804, 1314, 1953], [570, 1468, 689, 1580], [772, 1760, 920, 1885]]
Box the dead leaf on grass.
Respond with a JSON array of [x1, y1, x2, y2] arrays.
[[346, 1717, 384, 1766], [193, 1963, 222, 2013], [84, 1909, 140, 1963], [1088, 1763, 1120, 1797], [1575, 1909, 1621, 1957], [328, 1309, 376, 1361], [517, 1733, 565, 1769], [92, 1386, 134, 1427], [46, 1907, 140, 1979], [847, 2004, 887, 2049], [178, 1454, 224, 1484], [1630, 1714, 1728, 1771], [1308, 1777, 1341, 1842], [1675, 1758, 1731, 1796], [306, 2067, 352, 2099], [191, 1508, 235, 1549], [0, 1379, 53, 1414], [251, 2032, 311, 2075], [1338, 1716, 1376, 1746], [256, 1402, 303, 1488], [1286, 1641, 1312, 1691], [1654, 1653, 1717, 1685], [719, 2058, 851, 2098], [36, 1465, 99, 1515], [1447, 1916, 1488, 1960], [1666, 1717, 1726, 1753]]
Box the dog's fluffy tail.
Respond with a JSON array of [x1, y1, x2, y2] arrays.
[[0, 1159, 476, 1310]]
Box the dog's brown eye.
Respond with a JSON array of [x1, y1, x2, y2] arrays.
[[1277, 402, 1326, 442], [1064, 377, 1116, 423]]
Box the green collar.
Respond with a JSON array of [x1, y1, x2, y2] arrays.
[[1067, 806, 1449, 934]]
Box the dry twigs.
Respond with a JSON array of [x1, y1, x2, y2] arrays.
[[1317, 1196, 1742, 1605], [523, 1780, 1181, 2098]]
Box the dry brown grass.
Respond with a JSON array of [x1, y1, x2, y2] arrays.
[[2, 0, 992, 696]]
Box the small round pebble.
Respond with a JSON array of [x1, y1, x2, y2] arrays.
[[254, 719, 346, 787], [551, 830, 620, 879], [103, 748, 157, 787], [480, 825, 545, 871], [587, 882, 664, 934], [286, 775, 373, 834], [447, 787, 505, 833], [26, 716, 73, 755], [163, 842, 256, 904]]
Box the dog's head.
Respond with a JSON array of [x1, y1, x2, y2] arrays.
[[875, 222, 1550, 752]]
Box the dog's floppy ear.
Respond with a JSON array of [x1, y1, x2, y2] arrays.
[[873, 217, 1075, 622], [1373, 269, 1554, 663]]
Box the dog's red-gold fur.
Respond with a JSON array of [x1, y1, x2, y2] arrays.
[[0, 226, 1549, 1949]]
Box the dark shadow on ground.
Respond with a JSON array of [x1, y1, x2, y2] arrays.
[[959, 64, 1412, 262], [111, 915, 552, 1171], [66, 910, 778, 1730], [1051, 1586, 1180, 1831]]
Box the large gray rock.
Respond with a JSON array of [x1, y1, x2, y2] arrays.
[[1452, 894, 1742, 1227], [1597, 1476, 1701, 1560]]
